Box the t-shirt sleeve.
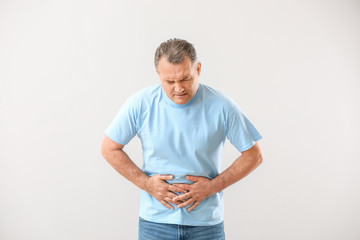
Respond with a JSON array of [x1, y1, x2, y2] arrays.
[[225, 103, 263, 152], [105, 96, 139, 145]]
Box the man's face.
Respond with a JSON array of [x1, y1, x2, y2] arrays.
[[156, 57, 201, 105]]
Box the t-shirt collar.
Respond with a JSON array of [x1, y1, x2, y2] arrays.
[[161, 84, 202, 108]]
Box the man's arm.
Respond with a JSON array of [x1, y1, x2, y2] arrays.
[[101, 135, 186, 209], [173, 141, 264, 211]]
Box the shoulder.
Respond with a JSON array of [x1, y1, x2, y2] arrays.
[[117, 84, 161, 119], [200, 84, 240, 111], [124, 84, 161, 107], [128, 84, 161, 101]]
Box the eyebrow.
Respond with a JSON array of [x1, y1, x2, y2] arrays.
[[164, 76, 191, 81]]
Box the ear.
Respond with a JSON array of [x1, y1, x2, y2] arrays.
[[196, 62, 202, 76]]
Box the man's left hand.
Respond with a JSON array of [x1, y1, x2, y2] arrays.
[[172, 175, 215, 212]]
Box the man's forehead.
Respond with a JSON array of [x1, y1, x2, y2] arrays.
[[157, 58, 193, 79], [158, 57, 192, 66]]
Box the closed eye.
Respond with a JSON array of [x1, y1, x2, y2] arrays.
[[181, 77, 191, 82], [164, 76, 191, 84]]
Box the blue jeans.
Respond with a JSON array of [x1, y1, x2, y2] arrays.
[[138, 217, 226, 240]]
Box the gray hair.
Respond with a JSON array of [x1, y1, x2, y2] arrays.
[[154, 38, 198, 69]]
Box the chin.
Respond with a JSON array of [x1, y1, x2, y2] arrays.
[[170, 95, 189, 105], [173, 99, 190, 105]]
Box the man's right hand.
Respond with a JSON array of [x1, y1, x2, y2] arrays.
[[145, 175, 187, 209]]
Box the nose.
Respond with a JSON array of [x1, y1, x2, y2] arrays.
[[174, 82, 184, 93]]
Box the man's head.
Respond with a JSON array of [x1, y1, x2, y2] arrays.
[[155, 38, 201, 105]]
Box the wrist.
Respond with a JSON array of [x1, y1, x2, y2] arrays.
[[140, 175, 151, 192], [210, 177, 224, 194]]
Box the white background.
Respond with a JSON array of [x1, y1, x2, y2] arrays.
[[1, 0, 359, 239]]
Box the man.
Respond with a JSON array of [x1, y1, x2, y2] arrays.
[[101, 38, 263, 240]]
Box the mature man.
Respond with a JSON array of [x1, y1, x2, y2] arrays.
[[101, 38, 263, 239]]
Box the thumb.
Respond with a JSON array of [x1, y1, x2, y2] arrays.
[[186, 175, 204, 182], [158, 175, 174, 180]]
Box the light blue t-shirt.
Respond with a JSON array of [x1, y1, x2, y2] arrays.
[[105, 83, 262, 226]]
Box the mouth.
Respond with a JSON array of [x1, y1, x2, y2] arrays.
[[173, 93, 187, 97]]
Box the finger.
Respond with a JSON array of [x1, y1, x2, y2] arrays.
[[173, 192, 191, 203], [167, 192, 179, 200], [177, 198, 195, 208], [173, 199, 184, 204], [157, 175, 174, 181], [187, 201, 200, 212], [186, 175, 208, 182], [169, 184, 188, 193], [172, 183, 191, 190], [164, 196, 179, 204], [166, 196, 184, 204], [160, 200, 174, 210]]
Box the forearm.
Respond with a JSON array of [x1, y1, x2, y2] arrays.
[[101, 136, 187, 209], [103, 148, 188, 208], [211, 147, 263, 194], [102, 148, 149, 191]]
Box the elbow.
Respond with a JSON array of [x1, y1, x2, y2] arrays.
[[258, 152, 264, 165], [101, 136, 125, 161], [101, 144, 114, 165], [256, 149, 264, 166], [101, 139, 110, 160], [101, 145, 106, 159], [253, 141, 264, 166]]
